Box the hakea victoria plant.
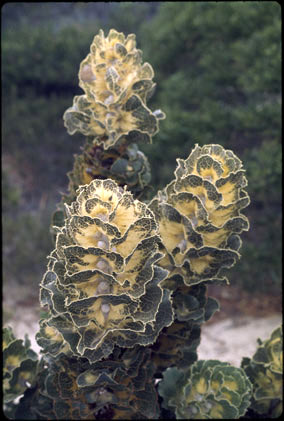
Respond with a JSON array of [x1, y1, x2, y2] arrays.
[[158, 360, 253, 419], [52, 28, 163, 233], [242, 325, 283, 418], [149, 143, 250, 289], [3, 327, 38, 405], [3, 28, 282, 420], [38, 178, 173, 363], [63, 28, 165, 149]]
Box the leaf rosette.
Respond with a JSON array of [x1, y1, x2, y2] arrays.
[[63, 29, 165, 149], [159, 360, 252, 419], [39, 179, 173, 363], [242, 325, 283, 418], [150, 144, 250, 287]]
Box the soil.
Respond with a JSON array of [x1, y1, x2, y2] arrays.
[[197, 283, 282, 366], [198, 314, 282, 367], [206, 283, 282, 324]]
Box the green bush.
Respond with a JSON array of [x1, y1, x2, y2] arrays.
[[2, 207, 54, 290], [2, 167, 21, 212], [229, 139, 282, 293], [2, 93, 81, 197]]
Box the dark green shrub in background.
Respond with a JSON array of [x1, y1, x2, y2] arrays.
[[2, 1, 281, 295]]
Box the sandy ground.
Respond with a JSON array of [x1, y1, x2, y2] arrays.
[[3, 304, 41, 353], [198, 313, 282, 367]]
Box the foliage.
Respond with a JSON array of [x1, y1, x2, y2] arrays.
[[2, 166, 21, 212], [228, 139, 282, 293], [242, 325, 283, 418], [2, 24, 94, 97], [150, 144, 249, 287], [2, 207, 54, 289], [150, 282, 219, 373], [158, 360, 252, 419], [66, 141, 152, 201], [12, 347, 161, 420], [2, 93, 80, 199], [3, 327, 38, 418], [63, 28, 165, 148], [39, 178, 173, 363], [2, 21, 282, 421]]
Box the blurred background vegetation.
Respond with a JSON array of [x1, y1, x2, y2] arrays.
[[2, 2, 281, 304]]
